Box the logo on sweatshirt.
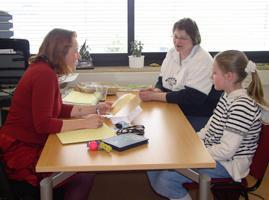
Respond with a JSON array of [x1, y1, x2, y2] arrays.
[[165, 77, 177, 87]]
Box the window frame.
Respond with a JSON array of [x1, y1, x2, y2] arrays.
[[25, 0, 269, 66], [100, 0, 269, 66], [90, 0, 269, 66]]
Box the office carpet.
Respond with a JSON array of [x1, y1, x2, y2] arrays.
[[88, 171, 169, 200], [88, 167, 269, 200]]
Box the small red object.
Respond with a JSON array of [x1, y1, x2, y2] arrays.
[[88, 141, 99, 151]]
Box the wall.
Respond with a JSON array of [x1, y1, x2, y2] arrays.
[[76, 68, 269, 100], [77, 71, 159, 86]]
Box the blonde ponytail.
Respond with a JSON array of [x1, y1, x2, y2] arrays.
[[247, 71, 268, 106]]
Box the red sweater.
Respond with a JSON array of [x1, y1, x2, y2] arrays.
[[0, 62, 73, 185], [1, 61, 73, 144]]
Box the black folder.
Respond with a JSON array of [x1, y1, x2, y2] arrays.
[[103, 133, 149, 151]]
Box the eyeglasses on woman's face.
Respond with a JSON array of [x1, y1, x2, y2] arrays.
[[172, 34, 191, 41], [172, 29, 192, 42]]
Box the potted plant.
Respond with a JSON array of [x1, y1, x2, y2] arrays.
[[129, 40, 144, 68], [77, 40, 94, 69]]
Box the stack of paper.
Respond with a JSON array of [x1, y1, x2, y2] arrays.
[[58, 73, 79, 83], [110, 93, 142, 124], [111, 93, 137, 114], [63, 90, 98, 105]]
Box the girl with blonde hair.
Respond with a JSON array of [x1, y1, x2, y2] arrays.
[[147, 50, 267, 200]]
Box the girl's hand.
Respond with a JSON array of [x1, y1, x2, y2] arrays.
[[97, 101, 113, 114]]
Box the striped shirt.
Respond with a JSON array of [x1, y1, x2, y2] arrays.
[[198, 89, 261, 181]]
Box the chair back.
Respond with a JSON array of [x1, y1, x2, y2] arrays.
[[0, 38, 30, 65], [249, 124, 269, 180], [0, 38, 30, 86]]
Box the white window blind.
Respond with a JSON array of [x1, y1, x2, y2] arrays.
[[135, 0, 269, 52], [1, 0, 127, 54]]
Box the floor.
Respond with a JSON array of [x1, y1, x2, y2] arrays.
[[244, 166, 269, 199], [88, 171, 167, 200], [88, 166, 269, 200]]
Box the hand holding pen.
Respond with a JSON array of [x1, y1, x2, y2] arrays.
[[82, 114, 104, 128], [96, 101, 113, 115]]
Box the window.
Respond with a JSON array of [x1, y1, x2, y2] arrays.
[[1, 0, 269, 65], [135, 0, 269, 52], [1, 0, 127, 54]]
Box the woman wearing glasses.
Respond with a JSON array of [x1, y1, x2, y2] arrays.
[[139, 18, 222, 131]]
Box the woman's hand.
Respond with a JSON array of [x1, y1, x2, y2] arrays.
[[83, 114, 105, 128], [139, 91, 167, 102], [97, 101, 113, 114], [61, 114, 105, 131], [139, 91, 155, 101], [139, 87, 162, 101]]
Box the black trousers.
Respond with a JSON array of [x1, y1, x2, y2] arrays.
[[10, 180, 64, 200]]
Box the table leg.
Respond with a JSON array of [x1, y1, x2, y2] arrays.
[[176, 169, 211, 200], [40, 172, 76, 200], [40, 177, 53, 200], [199, 173, 211, 200]]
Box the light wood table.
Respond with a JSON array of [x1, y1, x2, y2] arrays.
[[36, 98, 215, 200]]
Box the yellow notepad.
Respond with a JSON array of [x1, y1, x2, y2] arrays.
[[57, 123, 116, 144], [63, 90, 98, 105]]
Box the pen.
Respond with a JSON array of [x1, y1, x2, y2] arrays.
[[96, 106, 100, 115], [96, 106, 113, 118], [101, 114, 113, 119]]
